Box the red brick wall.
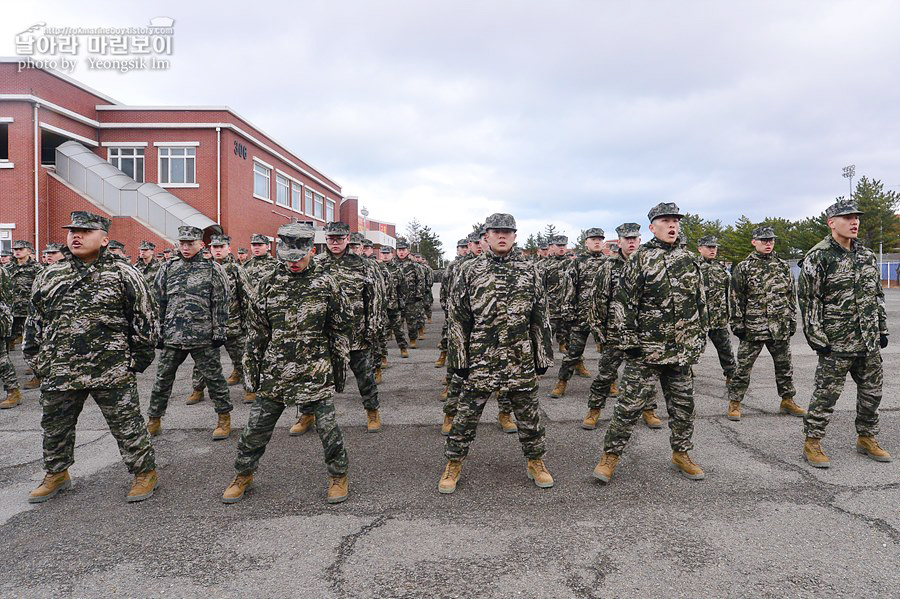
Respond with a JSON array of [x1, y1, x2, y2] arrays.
[[0, 102, 37, 245]]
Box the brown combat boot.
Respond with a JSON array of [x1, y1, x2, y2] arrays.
[[126, 470, 158, 503], [374, 367, 383, 384], [609, 382, 619, 396], [439, 385, 449, 401], [438, 460, 462, 494], [592, 453, 618, 483], [526, 459, 554, 488], [381, 356, 389, 368], [642, 409, 662, 429], [212, 412, 231, 440], [558, 342, 567, 353], [727, 400, 741, 421], [434, 351, 447, 368], [549, 379, 567, 398], [226, 370, 242, 386], [409, 339, 418, 349], [574, 360, 591, 378], [498, 411, 517, 434], [0, 388, 22, 409], [596, 343, 603, 353], [289, 413, 316, 436], [582, 408, 602, 430], [856, 436, 892, 462], [28, 470, 71, 503], [419, 326, 426, 337], [326, 475, 349, 504], [672, 452, 706, 480], [185, 389, 204, 405], [147, 417, 162, 436], [780, 397, 806, 417], [441, 414, 453, 436], [400, 347, 410, 358], [222, 473, 253, 503], [803, 437, 830, 468], [366, 409, 382, 433], [243, 391, 256, 404], [23, 377, 40, 390]]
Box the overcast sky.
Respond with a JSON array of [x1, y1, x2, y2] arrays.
[[4, 1, 900, 250]]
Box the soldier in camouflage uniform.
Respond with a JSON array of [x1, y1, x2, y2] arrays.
[[0, 266, 21, 409], [439, 213, 555, 494], [549, 228, 606, 398], [244, 233, 278, 290], [362, 239, 390, 378], [395, 240, 426, 348], [189, 234, 255, 404], [697, 235, 736, 384], [43, 243, 66, 265], [436, 238, 469, 370], [7, 240, 40, 352], [420, 254, 435, 326], [107, 240, 127, 260], [593, 203, 708, 484], [379, 246, 411, 356], [0, 249, 10, 269], [237, 248, 248, 264], [147, 225, 234, 440], [582, 223, 660, 430], [291, 221, 383, 435], [726, 226, 804, 421], [134, 240, 160, 283], [223, 223, 353, 505], [544, 235, 570, 351], [798, 200, 892, 467], [24, 211, 159, 503]]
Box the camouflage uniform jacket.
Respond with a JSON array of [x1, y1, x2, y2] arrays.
[[563, 251, 606, 328], [0, 267, 12, 337], [423, 264, 435, 302], [615, 237, 708, 366], [134, 259, 161, 284], [542, 255, 569, 319], [384, 261, 408, 311], [396, 257, 425, 303], [23, 249, 158, 390], [699, 258, 731, 330], [9, 257, 41, 317], [243, 260, 352, 404], [448, 248, 554, 393], [730, 251, 796, 341], [798, 236, 887, 355], [589, 249, 626, 346], [369, 256, 395, 314], [217, 254, 254, 339], [243, 253, 278, 291], [154, 252, 230, 349], [440, 256, 466, 311], [315, 250, 381, 351]]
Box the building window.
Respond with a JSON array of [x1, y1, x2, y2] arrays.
[[304, 188, 313, 215], [158, 146, 196, 185], [326, 199, 335, 222], [0, 228, 11, 255], [275, 174, 290, 207], [253, 162, 271, 200], [0, 124, 8, 161], [313, 192, 323, 219], [108, 147, 145, 182], [291, 181, 302, 212]]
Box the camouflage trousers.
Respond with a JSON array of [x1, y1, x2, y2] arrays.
[[425, 293, 433, 320], [192, 335, 246, 391], [388, 308, 410, 349], [303, 349, 378, 412], [586, 347, 658, 411], [549, 316, 570, 347], [445, 388, 546, 461], [374, 321, 389, 365], [707, 328, 736, 379], [727, 338, 795, 403], [0, 342, 17, 391], [439, 312, 448, 352], [40, 384, 156, 475], [10, 315, 26, 342], [603, 361, 695, 455], [804, 352, 882, 439], [235, 396, 348, 477], [149, 346, 233, 418], [558, 327, 590, 380], [403, 301, 423, 341], [443, 384, 513, 417]]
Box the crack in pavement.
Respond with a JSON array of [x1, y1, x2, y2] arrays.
[[563, 554, 615, 599], [324, 514, 393, 598], [0, 430, 112, 474]]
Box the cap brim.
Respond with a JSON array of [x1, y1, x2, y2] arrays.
[[832, 210, 864, 217], [62, 223, 107, 231], [277, 245, 312, 261]]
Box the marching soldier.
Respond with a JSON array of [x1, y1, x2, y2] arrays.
[[436, 238, 469, 369], [0, 266, 21, 409], [43, 243, 66, 265], [544, 235, 570, 351], [697, 235, 736, 385], [7, 240, 40, 352], [107, 240, 127, 260], [395, 240, 426, 348], [380, 246, 411, 357], [134, 241, 160, 283], [244, 233, 278, 290]]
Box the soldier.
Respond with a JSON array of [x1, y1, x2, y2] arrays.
[[439, 213, 555, 494], [42, 243, 66, 265], [189, 234, 255, 405], [726, 226, 804, 421], [0, 266, 21, 409], [107, 240, 127, 259], [593, 203, 708, 484], [0, 249, 10, 268], [7, 241, 40, 354], [549, 228, 606, 398], [222, 223, 353, 504], [544, 235, 570, 351], [436, 239, 469, 369], [697, 235, 736, 385], [24, 211, 159, 503], [798, 200, 892, 467], [379, 246, 411, 358], [134, 241, 160, 283], [420, 254, 435, 326], [395, 240, 426, 348], [362, 239, 391, 382], [244, 233, 278, 290], [162, 248, 173, 262], [289, 221, 383, 436], [237, 248, 249, 264], [147, 225, 233, 440], [582, 223, 661, 430]]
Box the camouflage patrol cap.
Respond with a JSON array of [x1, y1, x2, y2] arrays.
[[697, 235, 718, 247], [156, 252, 164, 258], [484, 213, 517, 231], [396, 239, 409, 249], [466, 232, 481, 244], [177, 226, 203, 241], [139, 240, 156, 250], [380, 246, 392, 254], [276, 222, 315, 261], [551, 235, 568, 246], [752, 226, 777, 240], [348, 232, 365, 245], [107, 240, 125, 250], [825, 199, 864, 218], [12, 240, 34, 250], [209, 234, 231, 246], [457, 238, 468, 247], [323, 221, 351, 236], [238, 248, 248, 255], [163, 248, 173, 254], [615, 223, 641, 238], [62, 210, 111, 232], [608, 242, 620, 252], [584, 227, 605, 239], [44, 242, 64, 253], [647, 202, 683, 222], [250, 233, 270, 245], [362, 238, 374, 248], [538, 242, 549, 250], [0, 249, 11, 256]]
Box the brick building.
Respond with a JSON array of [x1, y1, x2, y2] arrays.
[[0, 59, 395, 256]]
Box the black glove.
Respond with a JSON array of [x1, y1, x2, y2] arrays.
[[212, 337, 227, 348], [156, 339, 165, 349], [809, 342, 831, 356], [455, 368, 470, 379], [536, 366, 548, 376], [732, 328, 746, 340], [880, 334, 889, 349], [624, 347, 641, 359]]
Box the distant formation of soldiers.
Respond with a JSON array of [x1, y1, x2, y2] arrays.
[[0, 196, 891, 506]]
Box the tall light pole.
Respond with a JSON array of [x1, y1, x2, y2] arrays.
[[842, 164, 855, 198]]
